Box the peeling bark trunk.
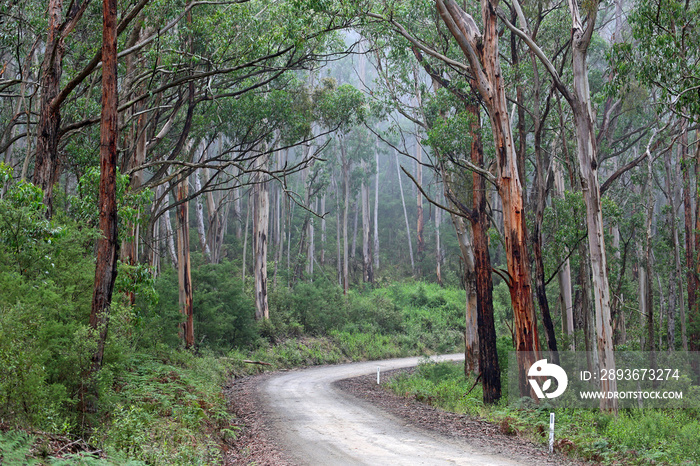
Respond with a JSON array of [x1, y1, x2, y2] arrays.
[[467, 101, 500, 403], [436, 0, 539, 397], [176, 175, 194, 349], [33, 0, 65, 217], [83, 0, 118, 412]]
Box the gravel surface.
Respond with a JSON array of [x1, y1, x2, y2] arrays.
[[224, 361, 589, 466]]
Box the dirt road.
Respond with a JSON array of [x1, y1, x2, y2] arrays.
[[255, 354, 527, 465]]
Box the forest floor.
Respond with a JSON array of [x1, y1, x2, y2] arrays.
[[224, 360, 589, 465]]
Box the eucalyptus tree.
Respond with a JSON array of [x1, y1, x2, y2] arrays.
[[366, 0, 542, 397]]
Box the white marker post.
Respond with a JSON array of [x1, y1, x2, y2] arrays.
[[377, 366, 381, 385], [549, 412, 555, 453]]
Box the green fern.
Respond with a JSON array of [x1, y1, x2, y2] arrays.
[[0, 431, 39, 465]]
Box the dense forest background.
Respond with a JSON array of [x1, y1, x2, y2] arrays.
[[0, 0, 699, 463]]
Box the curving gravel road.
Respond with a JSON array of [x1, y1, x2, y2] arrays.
[[256, 354, 528, 465]]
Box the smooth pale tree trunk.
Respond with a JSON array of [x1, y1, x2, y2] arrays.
[[83, 0, 118, 413], [351, 194, 359, 260], [361, 159, 373, 283], [242, 191, 250, 282], [415, 139, 425, 260], [176, 175, 194, 349], [553, 156, 574, 347], [321, 193, 326, 266], [579, 239, 599, 375], [164, 193, 178, 268], [567, 0, 618, 410], [341, 139, 350, 294], [451, 212, 478, 374], [253, 153, 270, 320], [435, 192, 442, 286], [204, 173, 229, 265], [120, 31, 147, 277], [308, 198, 316, 279], [332, 174, 341, 286], [194, 167, 211, 262], [395, 149, 415, 272], [436, 0, 539, 397], [373, 138, 380, 271]]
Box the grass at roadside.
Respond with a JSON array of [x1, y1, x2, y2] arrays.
[[386, 360, 700, 465]]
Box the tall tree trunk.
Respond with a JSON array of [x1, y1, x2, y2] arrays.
[[663, 148, 678, 350], [436, 0, 539, 397], [395, 149, 415, 272], [373, 138, 380, 271], [671, 128, 687, 350], [531, 59, 558, 364], [194, 167, 212, 262], [335, 175, 342, 286], [254, 152, 270, 320], [351, 194, 359, 260], [553, 156, 574, 348], [361, 159, 373, 283], [450, 210, 478, 375], [308, 198, 316, 279], [321, 193, 327, 266], [242, 191, 250, 281], [467, 100, 500, 403], [435, 191, 443, 286], [688, 136, 700, 353], [341, 139, 350, 294], [33, 0, 66, 217], [415, 137, 425, 260], [643, 147, 655, 354], [83, 0, 118, 412], [164, 192, 178, 268], [568, 0, 618, 411], [176, 174, 194, 348]]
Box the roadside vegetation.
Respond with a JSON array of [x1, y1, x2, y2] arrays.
[[0, 193, 472, 465], [387, 360, 700, 465]]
